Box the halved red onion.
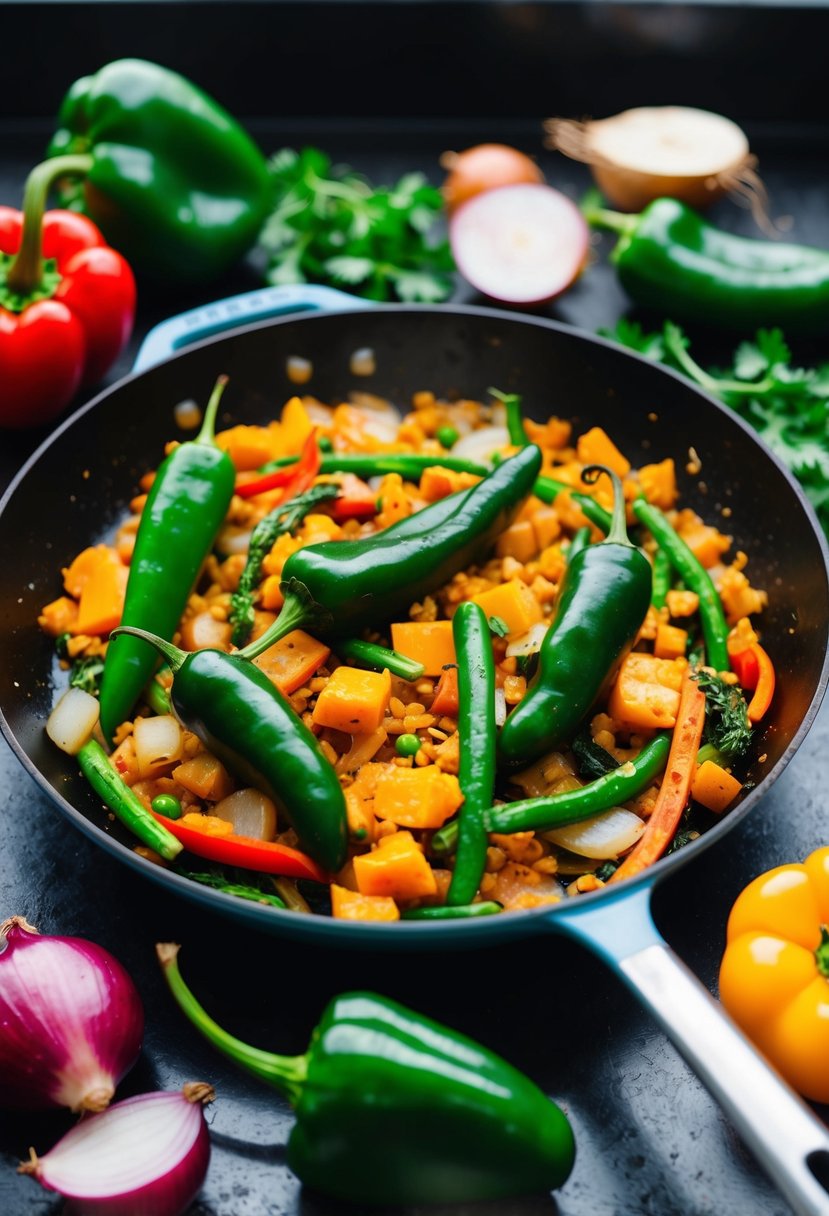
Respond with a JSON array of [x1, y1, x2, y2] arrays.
[[0, 917, 143, 1113], [20, 1083, 213, 1216]]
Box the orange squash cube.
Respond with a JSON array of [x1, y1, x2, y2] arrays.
[[654, 622, 689, 661], [353, 831, 438, 901], [608, 652, 685, 731], [472, 578, 542, 639], [71, 548, 129, 636], [691, 760, 743, 814], [576, 427, 631, 478], [253, 630, 330, 695], [390, 620, 456, 676], [312, 665, 392, 734], [374, 766, 463, 830], [331, 884, 400, 921]]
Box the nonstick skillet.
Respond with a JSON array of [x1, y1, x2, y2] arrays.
[[2, 285, 829, 1214]]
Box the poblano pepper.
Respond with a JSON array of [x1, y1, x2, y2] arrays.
[[158, 943, 575, 1205], [237, 444, 542, 659], [498, 464, 651, 768], [112, 627, 347, 873], [99, 376, 236, 742], [46, 58, 272, 281]]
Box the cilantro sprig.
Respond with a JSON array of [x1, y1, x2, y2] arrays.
[[603, 319, 829, 536], [259, 147, 454, 303]]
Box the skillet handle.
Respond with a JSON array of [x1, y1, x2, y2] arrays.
[[552, 883, 829, 1216], [132, 284, 368, 373]]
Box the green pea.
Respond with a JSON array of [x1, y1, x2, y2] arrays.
[[151, 793, 183, 820], [396, 733, 421, 757], [436, 425, 459, 449], [318, 435, 334, 453]]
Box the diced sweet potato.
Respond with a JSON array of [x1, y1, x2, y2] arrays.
[[576, 427, 631, 478], [331, 884, 400, 921], [253, 630, 330, 694], [390, 620, 456, 676], [374, 766, 463, 829], [691, 760, 743, 814], [172, 753, 236, 801], [608, 652, 686, 731], [353, 830, 438, 901], [472, 578, 542, 639], [312, 665, 392, 734]]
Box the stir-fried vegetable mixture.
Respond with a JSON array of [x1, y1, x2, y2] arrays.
[[40, 383, 774, 920]]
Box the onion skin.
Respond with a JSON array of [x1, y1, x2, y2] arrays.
[[21, 1084, 213, 1216], [0, 917, 143, 1113]]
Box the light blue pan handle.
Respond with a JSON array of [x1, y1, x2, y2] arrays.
[[132, 284, 368, 373], [549, 885, 829, 1216]]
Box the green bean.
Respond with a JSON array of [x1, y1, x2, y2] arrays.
[[258, 451, 490, 479], [534, 476, 614, 532], [77, 739, 182, 860], [651, 547, 672, 610], [632, 498, 730, 671], [447, 602, 496, 906], [489, 387, 527, 447], [431, 733, 669, 854], [335, 639, 425, 682], [566, 526, 591, 566], [401, 901, 502, 920]]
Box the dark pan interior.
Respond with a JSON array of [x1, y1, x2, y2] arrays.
[[1, 304, 827, 944]]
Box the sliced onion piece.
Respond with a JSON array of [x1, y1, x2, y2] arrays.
[[450, 424, 510, 466], [22, 1084, 213, 1216], [506, 622, 549, 659], [213, 788, 277, 840], [216, 524, 253, 556], [449, 183, 589, 306], [543, 808, 645, 859], [46, 687, 100, 755], [494, 688, 507, 727], [545, 106, 759, 214], [133, 715, 184, 779]]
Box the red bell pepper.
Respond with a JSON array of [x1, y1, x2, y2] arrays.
[[331, 473, 380, 521], [152, 809, 328, 883], [730, 641, 776, 723], [235, 428, 321, 499], [0, 155, 136, 430]]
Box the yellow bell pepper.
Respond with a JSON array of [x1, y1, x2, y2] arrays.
[[719, 847, 829, 1102]]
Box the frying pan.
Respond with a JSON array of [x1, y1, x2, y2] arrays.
[[2, 285, 829, 1213]]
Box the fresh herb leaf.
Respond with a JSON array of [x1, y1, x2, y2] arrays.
[[572, 730, 621, 780], [69, 654, 105, 696], [693, 668, 753, 759], [602, 320, 829, 536], [488, 615, 510, 638], [260, 148, 454, 303], [594, 860, 619, 881], [176, 868, 287, 908]]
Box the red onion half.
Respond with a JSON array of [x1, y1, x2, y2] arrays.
[[0, 916, 144, 1112], [20, 1083, 214, 1216]]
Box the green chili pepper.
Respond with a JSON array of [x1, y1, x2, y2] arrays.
[[651, 546, 672, 609], [499, 465, 652, 768], [433, 733, 670, 853], [229, 483, 340, 648], [47, 59, 271, 281], [586, 195, 829, 335], [335, 639, 425, 682], [99, 376, 236, 742], [258, 450, 490, 479], [111, 626, 348, 872], [158, 943, 575, 1205], [237, 446, 543, 657], [447, 601, 496, 906], [632, 497, 730, 672], [77, 739, 182, 860], [401, 901, 502, 920]]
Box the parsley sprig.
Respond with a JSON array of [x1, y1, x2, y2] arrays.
[[259, 147, 454, 303], [603, 320, 829, 535]]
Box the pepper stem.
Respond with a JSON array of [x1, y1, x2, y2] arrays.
[[156, 943, 308, 1104], [815, 926, 829, 980], [581, 195, 639, 238], [488, 387, 526, 447], [235, 578, 332, 660], [110, 626, 188, 673], [196, 375, 229, 446], [5, 155, 94, 298], [581, 465, 631, 547]]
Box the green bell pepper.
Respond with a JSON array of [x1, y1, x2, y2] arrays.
[[158, 943, 576, 1205], [46, 58, 272, 281]]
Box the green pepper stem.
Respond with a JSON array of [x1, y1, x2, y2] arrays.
[[110, 625, 188, 672], [196, 375, 229, 446], [335, 638, 425, 682], [582, 200, 639, 237], [156, 943, 308, 1103], [581, 465, 631, 547], [77, 739, 182, 861], [235, 578, 331, 660], [488, 387, 526, 447], [5, 155, 94, 297]]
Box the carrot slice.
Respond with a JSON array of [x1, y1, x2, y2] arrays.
[[609, 668, 706, 883]]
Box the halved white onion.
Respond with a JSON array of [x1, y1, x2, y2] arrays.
[[46, 688, 100, 755], [543, 808, 645, 859], [213, 788, 277, 841], [451, 425, 510, 466], [133, 715, 183, 779], [494, 688, 507, 727], [506, 621, 549, 659], [545, 106, 759, 214], [216, 524, 253, 556]]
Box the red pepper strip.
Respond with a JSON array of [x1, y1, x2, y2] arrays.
[[235, 429, 320, 499], [745, 644, 775, 723], [330, 473, 379, 521], [151, 811, 328, 882], [609, 669, 707, 884], [730, 646, 760, 691], [431, 665, 460, 716]]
